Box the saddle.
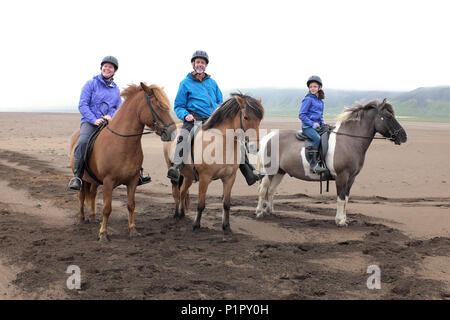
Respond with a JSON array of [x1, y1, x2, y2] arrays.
[[295, 124, 335, 192], [296, 125, 334, 164], [83, 122, 108, 185]]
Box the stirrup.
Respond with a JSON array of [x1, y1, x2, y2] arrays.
[[311, 165, 327, 174], [67, 177, 82, 191], [138, 174, 151, 186], [252, 169, 263, 181]]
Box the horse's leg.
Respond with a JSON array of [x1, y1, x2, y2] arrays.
[[256, 175, 271, 217], [186, 190, 191, 211], [221, 173, 237, 235], [178, 176, 193, 219], [98, 180, 113, 241], [78, 181, 88, 223], [126, 182, 140, 239], [171, 181, 181, 218], [193, 176, 210, 230], [266, 173, 285, 215], [88, 184, 98, 222], [343, 174, 356, 220], [335, 172, 350, 227]]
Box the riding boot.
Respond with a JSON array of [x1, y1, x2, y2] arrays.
[[67, 158, 84, 191], [307, 146, 327, 174], [167, 162, 184, 184], [167, 135, 186, 183], [137, 168, 151, 186], [239, 153, 262, 186]]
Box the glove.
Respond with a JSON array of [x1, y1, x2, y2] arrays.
[[312, 122, 320, 129]]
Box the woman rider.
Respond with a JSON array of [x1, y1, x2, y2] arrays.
[[68, 56, 150, 191]]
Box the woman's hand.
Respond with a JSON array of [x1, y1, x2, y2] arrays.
[[94, 118, 105, 126], [103, 115, 112, 121], [185, 114, 194, 122], [313, 122, 320, 129]]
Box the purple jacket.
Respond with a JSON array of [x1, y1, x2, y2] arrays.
[[78, 75, 122, 125]]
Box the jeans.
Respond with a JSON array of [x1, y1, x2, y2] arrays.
[[302, 127, 321, 147], [74, 122, 97, 160]]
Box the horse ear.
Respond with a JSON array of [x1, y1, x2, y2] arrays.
[[257, 97, 262, 104], [380, 98, 387, 108], [140, 82, 153, 95], [235, 95, 246, 107]]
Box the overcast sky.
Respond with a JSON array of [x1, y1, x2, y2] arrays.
[[1, 0, 449, 111]]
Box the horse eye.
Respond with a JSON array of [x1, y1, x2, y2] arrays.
[[244, 116, 249, 120]]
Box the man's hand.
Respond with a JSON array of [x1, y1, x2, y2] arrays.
[[185, 114, 194, 122], [103, 115, 112, 121]]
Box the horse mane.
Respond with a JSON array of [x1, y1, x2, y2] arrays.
[[203, 92, 264, 130], [336, 99, 394, 122], [120, 84, 141, 100], [120, 83, 171, 110]]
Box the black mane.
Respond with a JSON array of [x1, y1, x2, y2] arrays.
[[203, 92, 264, 130]]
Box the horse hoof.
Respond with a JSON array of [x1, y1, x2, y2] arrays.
[[88, 217, 99, 223], [223, 227, 232, 236], [98, 234, 110, 242], [192, 224, 200, 231], [255, 212, 265, 219], [129, 230, 141, 240], [335, 219, 348, 227]]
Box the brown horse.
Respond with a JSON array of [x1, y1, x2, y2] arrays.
[[69, 82, 176, 241], [256, 99, 407, 226], [164, 93, 264, 234]]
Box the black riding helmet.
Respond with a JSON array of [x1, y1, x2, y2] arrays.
[[307, 75, 322, 87], [101, 56, 119, 71], [191, 50, 209, 64]]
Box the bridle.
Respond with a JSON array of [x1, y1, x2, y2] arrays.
[[238, 103, 260, 154], [105, 93, 175, 141], [331, 106, 401, 142]]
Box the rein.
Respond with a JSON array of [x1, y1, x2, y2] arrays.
[[331, 131, 392, 140], [330, 107, 401, 142], [105, 93, 175, 138]]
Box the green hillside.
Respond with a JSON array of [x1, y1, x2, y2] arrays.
[[225, 86, 450, 120]]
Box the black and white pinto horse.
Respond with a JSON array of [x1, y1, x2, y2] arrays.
[[256, 99, 407, 226]]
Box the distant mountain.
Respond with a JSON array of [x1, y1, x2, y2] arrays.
[[225, 86, 450, 119], [390, 86, 450, 119]]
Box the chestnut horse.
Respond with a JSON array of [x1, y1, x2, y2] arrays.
[[256, 99, 407, 226], [164, 93, 264, 234], [69, 83, 176, 241]]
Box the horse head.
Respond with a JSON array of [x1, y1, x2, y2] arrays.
[[140, 82, 176, 142], [374, 98, 407, 145], [234, 94, 264, 153]]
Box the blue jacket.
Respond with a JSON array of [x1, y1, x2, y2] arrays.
[[78, 74, 122, 125], [174, 73, 223, 120], [299, 93, 324, 128]]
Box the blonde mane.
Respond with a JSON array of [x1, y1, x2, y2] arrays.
[[120, 83, 171, 110], [336, 99, 393, 123]]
